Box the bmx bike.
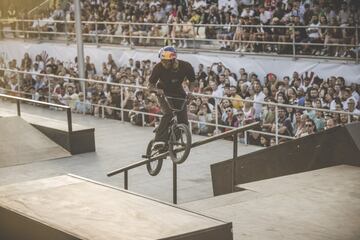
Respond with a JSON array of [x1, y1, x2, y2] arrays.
[[143, 95, 192, 176]]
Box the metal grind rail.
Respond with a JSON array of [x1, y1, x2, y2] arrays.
[[0, 93, 73, 132], [107, 122, 259, 204]]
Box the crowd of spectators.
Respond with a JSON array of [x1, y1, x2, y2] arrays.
[[1, 0, 360, 57], [0, 50, 359, 146]]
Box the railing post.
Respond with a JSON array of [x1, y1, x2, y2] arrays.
[[348, 113, 351, 123], [142, 112, 145, 127], [124, 170, 128, 190], [64, 17, 69, 45], [275, 105, 279, 144], [101, 105, 105, 118], [233, 132, 238, 159], [292, 23, 296, 60], [173, 162, 177, 204], [47, 76, 51, 103], [120, 86, 124, 122], [129, 22, 133, 49], [16, 99, 21, 116], [356, 24, 359, 64], [244, 130, 248, 145], [232, 132, 238, 192], [37, 19, 41, 42], [15, 20, 18, 38], [67, 107, 72, 132], [95, 20, 99, 47], [22, 20, 25, 40], [215, 99, 219, 132], [192, 23, 196, 53], [17, 72, 21, 95]]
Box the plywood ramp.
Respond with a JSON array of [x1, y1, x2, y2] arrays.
[[183, 165, 360, 240], [0, 175, 232, 240], [0, 117, 70, 167]]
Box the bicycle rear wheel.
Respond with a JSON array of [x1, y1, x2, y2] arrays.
[[146, 140, 164, 176], [168, 124, 192, 164]]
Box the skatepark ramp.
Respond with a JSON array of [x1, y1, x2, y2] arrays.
[[211, 122, 360, 196], [0, 94, 95, 154], [182, 165, 360, 240], [0, 116, 70, 167], [0, 175, 233, 240]]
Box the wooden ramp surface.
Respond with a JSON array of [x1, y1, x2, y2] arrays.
[[182, 165, 360, 240], [0, 117, 70, 167], [0, 175, 232, 240]]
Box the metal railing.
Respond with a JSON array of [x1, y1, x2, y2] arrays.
[[1, 68, 358, 144], [107, 122, 259, 204], [0, 19, 358, 62], [0, 93, 73, 132]]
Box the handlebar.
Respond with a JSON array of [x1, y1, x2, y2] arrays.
[[162, 95, 189, 112]]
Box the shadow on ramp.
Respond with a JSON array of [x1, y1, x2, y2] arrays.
[[0, 116, 71, 167]]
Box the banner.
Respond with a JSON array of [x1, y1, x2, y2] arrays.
[[0, 41, 359, 84]]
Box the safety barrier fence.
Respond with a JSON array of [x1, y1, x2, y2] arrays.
[[0, 19, 358, 62], [0, 67, 358, 145]]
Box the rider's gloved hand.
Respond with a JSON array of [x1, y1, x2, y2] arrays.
[[156, 89, 164, 96]]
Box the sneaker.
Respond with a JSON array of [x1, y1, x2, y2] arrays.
[[153, 141, 166, 150], [235, 47, 242, 52]]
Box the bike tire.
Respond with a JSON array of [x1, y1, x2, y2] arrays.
[[169, 124, 192, 164], [146, 139, 163, 176]]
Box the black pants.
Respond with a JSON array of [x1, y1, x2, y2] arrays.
[[155, 95, 188, 142]]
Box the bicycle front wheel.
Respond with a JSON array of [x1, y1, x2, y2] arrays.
[[146, 139, 164, 176], [169, 124, 192, 164]]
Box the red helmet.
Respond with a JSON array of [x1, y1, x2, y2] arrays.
[[158, 46, 177, 60]]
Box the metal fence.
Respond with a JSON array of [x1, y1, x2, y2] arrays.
[[1, 68, 358, 146], [0, 19, 358, 62]]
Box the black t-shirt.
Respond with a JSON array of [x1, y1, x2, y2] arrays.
[[149, 60, 195, 98]]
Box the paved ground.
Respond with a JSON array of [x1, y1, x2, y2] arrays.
[[0, 100, 261, 203]]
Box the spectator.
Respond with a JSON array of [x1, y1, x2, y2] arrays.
[[242, 97, 255, 124], [74, 92, 92, 114], [7, 3, 16, 37], [129, 100, 146, 126], [261, 99, 276, 132], [1, 47, 359, 148], [260, 135, 270, 147], [298, 118, 317, 137], [271, 107, 293, 137], [325, 117, 336, 130], [253, 79, 265, 120]]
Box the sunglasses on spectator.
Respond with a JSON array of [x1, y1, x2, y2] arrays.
[[305, 124, 313, 127]]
